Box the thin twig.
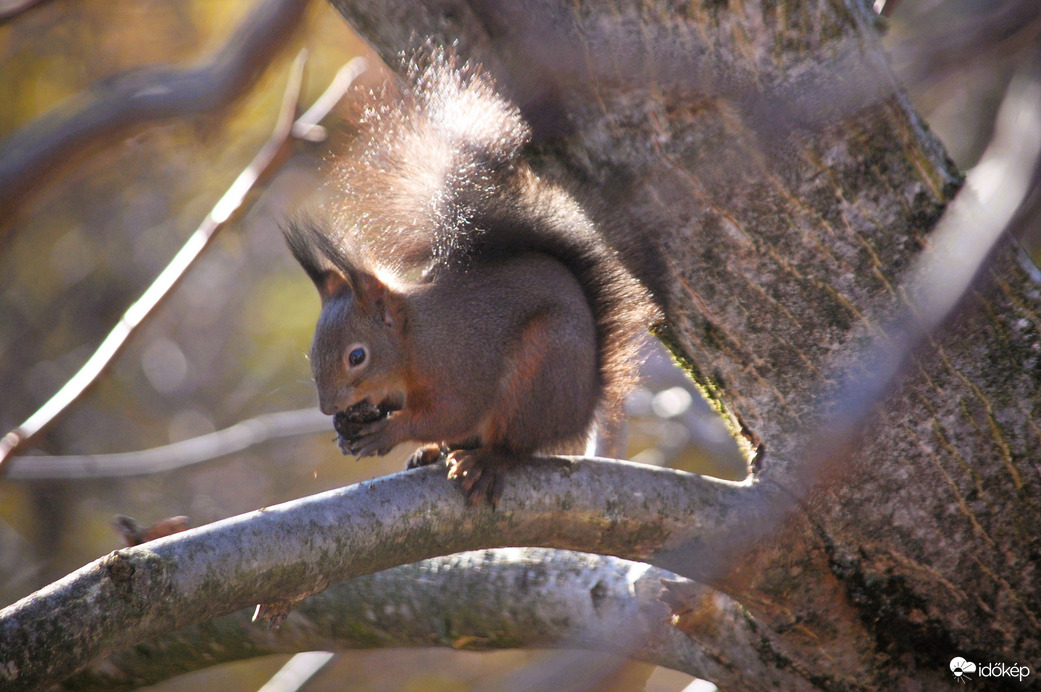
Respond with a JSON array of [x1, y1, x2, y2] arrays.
[[0, 55, 368, 477], [3, 408, 331, 480], [292, 58, 370, 140]]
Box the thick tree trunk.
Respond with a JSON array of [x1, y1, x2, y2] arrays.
[[328, 0, 1039, 687]]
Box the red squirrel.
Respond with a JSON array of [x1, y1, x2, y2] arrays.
[[284, 55, 655, 505]]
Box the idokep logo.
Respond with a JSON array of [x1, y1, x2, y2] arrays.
[[950, 657, 976, 681], [950, 656, 1031, 683]]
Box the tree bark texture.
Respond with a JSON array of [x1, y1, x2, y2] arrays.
[[327, 0, 1039, 687], [60, 549, 774, 690]]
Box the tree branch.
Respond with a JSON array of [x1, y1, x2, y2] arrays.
[[0, 0, 52, 22], [0, 0, 311, 221], [0, 458, 755, 690], [60, 549, 794, 691], [3, 408, 330, 480], [0, 55, 368, 476], [258, 653, 334, 692]]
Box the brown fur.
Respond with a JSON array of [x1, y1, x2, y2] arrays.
[[284, 52, 656, 502]]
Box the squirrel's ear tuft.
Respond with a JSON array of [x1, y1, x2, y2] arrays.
[[282, 216, 333, 288], [282, 215, 364, 301]]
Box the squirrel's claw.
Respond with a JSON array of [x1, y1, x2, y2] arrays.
[[446, 449, 507, 508], [348, 417, 400, 457]]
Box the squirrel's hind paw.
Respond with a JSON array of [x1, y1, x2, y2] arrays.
[[405, 444, 444, 469], [446, 449, 509, 508]]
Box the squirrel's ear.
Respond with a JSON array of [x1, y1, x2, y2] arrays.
[[353, 271, 396, 327], [316, 271, 351, 301]]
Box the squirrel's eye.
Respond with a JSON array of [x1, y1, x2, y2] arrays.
[[347, 347, 367, 367]]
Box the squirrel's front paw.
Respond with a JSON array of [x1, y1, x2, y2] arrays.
[[348, 416, 401, 458], [333, 401, 393, 454]]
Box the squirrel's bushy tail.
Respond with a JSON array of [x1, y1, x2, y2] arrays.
[[333, 52, 529, 270], [334, 50, 658, 415]]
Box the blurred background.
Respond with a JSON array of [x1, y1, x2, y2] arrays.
[[0, 0, 1038, 690]]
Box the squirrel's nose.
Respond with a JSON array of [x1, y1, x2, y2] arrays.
[[317, 388, 347, 415], [318, 385, 362, 415]]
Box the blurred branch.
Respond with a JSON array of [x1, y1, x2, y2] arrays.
[[4, 408, 331, 480], [872, 0, 900, 18], [0, 0, 52, 22], [257, 652, 335, 692], [0, 458, 757, 690], [895, 1, 1041, 87], [0, 55, 368, 477], [0, 0, 310, 221], [60, 549, 787, 691]]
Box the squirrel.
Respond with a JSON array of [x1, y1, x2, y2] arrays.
[[284, 54, 656, 506]]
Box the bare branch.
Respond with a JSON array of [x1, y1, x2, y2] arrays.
[[257, 653, 334, 692], [872, 0, 901, 18], [4, 408, 330, 480], [59, 549, 788, 691], [0, 458, 755, 690], [291, 58, 371, 140], [0, 56, 368, 476], [0, 0, 310, 220], [893, 1, 1041, 87]]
